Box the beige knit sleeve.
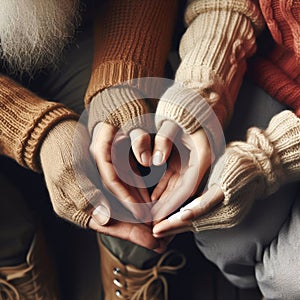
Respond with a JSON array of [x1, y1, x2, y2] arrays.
[[192, 110, 300, 232], [156, 0, 265, 152], [0, 75, 78, 172]]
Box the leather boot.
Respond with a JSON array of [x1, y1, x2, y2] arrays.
[[97, 234, 186, 300], [0, 232, 59, 300]]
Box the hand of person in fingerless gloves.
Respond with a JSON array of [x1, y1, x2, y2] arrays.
[[40, 119, 111, 227], [88, 86, 155, 221], [153, 110, 300, 236], [150, 0, 264, 221], [40, 119, 166, 252]]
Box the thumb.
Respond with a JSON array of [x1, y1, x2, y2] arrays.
[[152, 120, 180, 166], [92, 203, 111, 226], [129, 128, 152, 167]]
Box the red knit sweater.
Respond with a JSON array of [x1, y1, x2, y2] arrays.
[[251, 0, 300, 116]]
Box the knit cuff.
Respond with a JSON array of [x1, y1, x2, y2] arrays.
[[174, 0, 264, 127], [185, 0, 264, 32], [192, 193, 254, 232], [192, 110, 300, 232], [24, 107, 79, 172], [70, 209, 91, 228], [264, 110, 300, 187], [0, 75, 78, 172], [84, 61, 148, 106], [88, 85, 153, 135], [155, 83, 224, 156], [84, 0, 177, 106]]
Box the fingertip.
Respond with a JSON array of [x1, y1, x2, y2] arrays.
[[151, 194, 157, 201], [130, 129, 152, 166], [152, 137, 172, 166], [140, 150, 151, 166], [152, 225, 161, 235], [92, 204, 111, 225], [153, 150, 166, 166]]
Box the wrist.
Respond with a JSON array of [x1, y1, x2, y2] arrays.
[[88, 86, 153, 135], [156, 84, 225, 157]]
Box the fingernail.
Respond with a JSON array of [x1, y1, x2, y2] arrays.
[[152, 151, 163, 166], [141, 151, 151, 165], [92, 205, 110, 225]]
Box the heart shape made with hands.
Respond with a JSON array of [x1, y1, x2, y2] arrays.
[[88, 120, 213, 225]]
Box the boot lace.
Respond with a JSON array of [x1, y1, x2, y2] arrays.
[[0, 263, 44, 300], [122, 250, 186, 300]]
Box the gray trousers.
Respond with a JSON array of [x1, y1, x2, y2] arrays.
[[194, 81, 300, 300]]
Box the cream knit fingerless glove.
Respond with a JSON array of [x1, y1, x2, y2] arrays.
[[40, 120, 102, 227], [156, 0, 264, 153], [88, 86, 153, 135], [192, 110, 300, 231]]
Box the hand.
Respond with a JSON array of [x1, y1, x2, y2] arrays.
[[90, 122, 153, 222], [40, 120, 166, 252], [155, 110, 300, 236], [153, 185, 224, 237], [150, 120, 213, 221]]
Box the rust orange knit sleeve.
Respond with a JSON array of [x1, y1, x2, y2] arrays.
[[85, 0, 177, 104], [84, 0, 177, 134], [0, 75, 78, 172]]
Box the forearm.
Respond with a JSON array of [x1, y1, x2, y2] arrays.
[[0, 75, 78, 171], [162, 0, 264, 128], [84, 0, 178, 106], [193, 110, 300, 232]]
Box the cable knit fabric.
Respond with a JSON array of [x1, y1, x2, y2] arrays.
[[156, 0, 264, 155], [0, 76, 78, 172], [192, 110, 300, 232], [249, 0, 300, 116]]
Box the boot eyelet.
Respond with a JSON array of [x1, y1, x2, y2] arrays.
[[115, 290, 123, 298], [113, 267, 121, 275], [113, 278, 123, 288]]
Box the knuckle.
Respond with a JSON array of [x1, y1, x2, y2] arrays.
[[155, 134, 171, 148], [133, 133, 151, 149]]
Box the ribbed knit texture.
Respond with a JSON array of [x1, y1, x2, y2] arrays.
[[156, 0, 264, 154], [84, 0, 177, 105], [250, 0, 300, 116], [40, 120, 94, 228], [192, 110, 300, 231], [88, 86, 153, 135], [0, 76, 78, 172]]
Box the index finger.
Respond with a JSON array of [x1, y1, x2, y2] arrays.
[[152, 185, 224, 235], [90, 122, 149, 220]]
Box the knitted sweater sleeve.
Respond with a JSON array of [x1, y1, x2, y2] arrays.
[[0, 75, 78, 172], [192, 110, 300, 232], [85, 0, 177, 134], [156, 0, 265, 153]]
